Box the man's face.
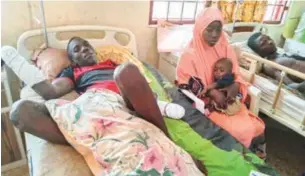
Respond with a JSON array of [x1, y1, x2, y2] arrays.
[[68, 38, 97, 66], [255, 34, 277, 56]]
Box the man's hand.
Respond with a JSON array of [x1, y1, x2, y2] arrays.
[[288, 81, 305, 93], [199, 89, 207, 98]]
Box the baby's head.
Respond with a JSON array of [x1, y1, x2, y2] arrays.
[[213, 58, 233, 80]]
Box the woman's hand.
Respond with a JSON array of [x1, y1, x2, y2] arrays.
[[209, 89, 227, 109], [221, 82, 240, 100], [199, 89, 207, 98]]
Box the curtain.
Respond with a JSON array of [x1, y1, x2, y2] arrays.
[[207, 0, 268, 23]]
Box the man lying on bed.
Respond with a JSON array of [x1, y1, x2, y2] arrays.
[[1, 37, 206, 174], [247, 32, 305, 93]]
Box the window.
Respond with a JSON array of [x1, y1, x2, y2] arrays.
[[149, 0, 290, 25], [263, 0, 291, 24], [149, 0, 207, 25]]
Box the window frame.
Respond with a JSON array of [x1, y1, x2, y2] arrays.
[[148, 0, 205, 25], [262, 1, 290, 24], [148, 0, 290, 25]]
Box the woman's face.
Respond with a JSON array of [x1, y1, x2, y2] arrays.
[[202, 21, 222, 46]]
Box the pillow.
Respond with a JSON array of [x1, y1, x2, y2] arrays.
[[95, 45, 151, 82], [32, 48, 71, 81], [21, 85, 79, 103]]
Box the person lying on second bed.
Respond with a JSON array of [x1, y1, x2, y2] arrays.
[[1, 38, 205, 175], [247, 32, 305, 93]]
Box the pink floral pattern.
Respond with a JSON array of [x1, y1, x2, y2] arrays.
[[141, 145, 164, 172], [168, 156, 188, 176], [45, 89, 203, 176]]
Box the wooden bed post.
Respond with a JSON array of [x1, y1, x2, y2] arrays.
[[248, 59, 258, 84], [271, 71, 285, 113]]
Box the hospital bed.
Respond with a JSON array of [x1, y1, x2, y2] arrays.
[[238, 51, 305, 137], [17, 25, 138, 176], [15, 25, 277, 175], [225, 21, 305, 137]]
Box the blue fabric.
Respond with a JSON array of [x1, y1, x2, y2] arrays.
[[215, 73, 235, 88]]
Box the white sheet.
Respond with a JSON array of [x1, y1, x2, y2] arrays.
[[20, 85, 45, 103], [253, 75, 305, 123]]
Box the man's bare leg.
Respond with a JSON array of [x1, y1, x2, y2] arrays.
[[114, 63, 207, 174], [10, 100, 68, 145], [114, 63, 170, 137]]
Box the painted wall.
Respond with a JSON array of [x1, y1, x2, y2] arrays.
[[1, 1, 158, 65], [1, 0, 304, 101], [283, 0, 305, 39], [266, 0, 305, 45], [1, 1, 158, 101]]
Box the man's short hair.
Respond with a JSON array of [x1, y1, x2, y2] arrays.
[[67, 36, 82, 60], [247, 32, 262, 54]]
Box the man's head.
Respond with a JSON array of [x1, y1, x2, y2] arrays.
[[67, 37, 97, 66], [247, 32, 277, 58], [213, 58, 233, 80]]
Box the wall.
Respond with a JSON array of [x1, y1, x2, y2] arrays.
[[1, 1, 158, 101], [1, 1, 158, 65], [283, 0, 305, 39], [266, 0, 305, 45], [2, 0, 305, 100]]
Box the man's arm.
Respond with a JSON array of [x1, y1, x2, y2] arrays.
[[32, 79, 74, 100], [263, 59, 296, 85]]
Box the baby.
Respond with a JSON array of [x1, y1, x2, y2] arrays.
[[202, 58, 242, 116]]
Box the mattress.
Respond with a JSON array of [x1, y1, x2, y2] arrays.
[[253, 75, 305, 123], [21, 86, 87, 176], [25, 133, 92, 176]]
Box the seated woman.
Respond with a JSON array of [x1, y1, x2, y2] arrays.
[[1, 38, 204, 175], [176, 7, 266, 157], [247, 32, 305, 93]]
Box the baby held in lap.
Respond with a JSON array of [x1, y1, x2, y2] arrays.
[[202, 58, 242, 115]]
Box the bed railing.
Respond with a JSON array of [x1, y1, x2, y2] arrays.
[[240, 52, 305, 129]]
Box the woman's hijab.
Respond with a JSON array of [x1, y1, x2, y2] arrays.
[[176, 7, 248, 99]]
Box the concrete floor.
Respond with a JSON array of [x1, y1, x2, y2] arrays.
[[2, 164, 29, 176], [263, 116, 305, 176]]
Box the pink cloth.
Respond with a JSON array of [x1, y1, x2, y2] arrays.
[[176, 7, 264, 147]]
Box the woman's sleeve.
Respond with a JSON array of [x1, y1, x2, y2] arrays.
[[228, 45, 249, 102], [176, 52, 197, 85]]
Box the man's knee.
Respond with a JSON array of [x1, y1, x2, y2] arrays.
[[114, 63, 139, 79], [10, 100, 34, 130]]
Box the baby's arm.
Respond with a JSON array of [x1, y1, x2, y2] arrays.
[[200, 82, 217, 96]]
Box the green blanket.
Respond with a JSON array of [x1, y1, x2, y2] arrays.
[[143, 63, 278, 176]]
